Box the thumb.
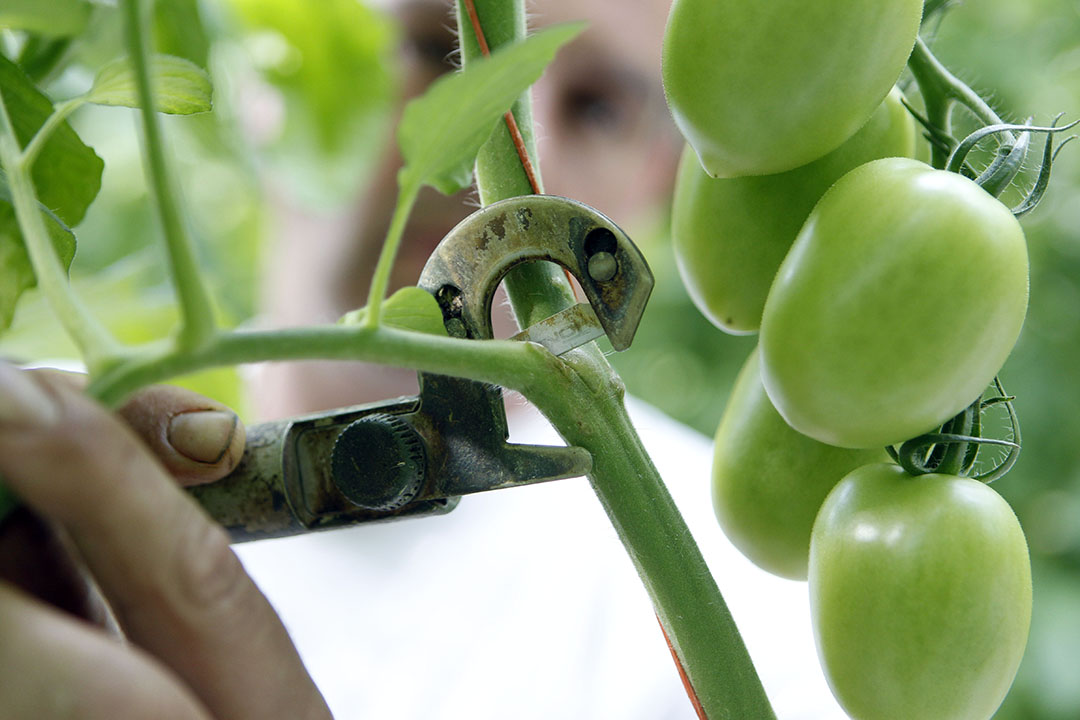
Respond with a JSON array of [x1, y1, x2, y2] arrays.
[[117, 384, 246, 486]]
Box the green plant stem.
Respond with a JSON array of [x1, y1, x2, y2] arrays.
[[0, 91, 120, 372], [119, 0, 216, 350], [527, 353, 775, 718], [456, 0, 576, 327], [455, 2, 775, 717], [908, 36, 1009, 169], [86, 325, 553, 408], [364, 177, 420, 327], [21, 97, 84, 169]]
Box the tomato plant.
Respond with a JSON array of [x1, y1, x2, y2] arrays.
[[759, 157, 1029, 449], [712, 348, 886, 580], [0, 0, 1076, 718], [810, 463, 1032, 720], [661, 0, 922, 178], [672, 87, 915, 334], [0, 2, 777, 718]]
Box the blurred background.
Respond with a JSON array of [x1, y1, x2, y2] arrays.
[[1, 0, 1078, 716]]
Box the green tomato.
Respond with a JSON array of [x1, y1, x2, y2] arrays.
[[673, 87, 915, 334], [661, 0, 922, 178], [712, 348, 886, 580], [810, 463, 1031, 720], [759, 158, 1029, 449]]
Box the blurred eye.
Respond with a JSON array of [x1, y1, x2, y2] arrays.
[[552, 62, 652, 143], [562, 84, 626, 133]]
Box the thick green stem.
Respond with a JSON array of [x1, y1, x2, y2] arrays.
[[454, 2, 775, 717], [87, 325, 553, 408], [456, 0, 576, 328], [529, 354, 775, 718], [364, 178, 420, 327], [0, 92, 120, 372], [119, 0, 216, 350]]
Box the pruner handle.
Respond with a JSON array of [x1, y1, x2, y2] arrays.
[[189, 398, 457, 543]]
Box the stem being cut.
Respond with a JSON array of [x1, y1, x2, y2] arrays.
[[455, 2, 776, 718]]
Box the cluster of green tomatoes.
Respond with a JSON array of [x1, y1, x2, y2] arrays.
[[662, 1, 1035, 719]]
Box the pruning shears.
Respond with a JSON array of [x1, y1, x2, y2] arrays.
[[194, 195, 654, 542]]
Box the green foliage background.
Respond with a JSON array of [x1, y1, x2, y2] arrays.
[[1, 1, 1078, 716]]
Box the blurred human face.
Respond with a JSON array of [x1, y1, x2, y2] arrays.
[[259, 0, 679, 417]]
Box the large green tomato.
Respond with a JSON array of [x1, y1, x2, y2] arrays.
[[759, 158, 1029, 449], [712, 349, 886, 580], [661, 0, 922, 178], [810, 463, 1031, 720], [673, 88, 915, 334]]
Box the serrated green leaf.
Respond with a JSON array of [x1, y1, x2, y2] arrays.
[[397, 22, 583, 195], [339, 286, 448, 337], [0, 0, 91, 36], [0, 55, 103, 227], [87, 54, 212, 115], [0, 54, 102, 331]]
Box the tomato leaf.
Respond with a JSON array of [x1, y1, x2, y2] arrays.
[[0, 54, 103, 331], [0, 180, 76, 330], [397, 22, 583, 195], [339, 286, 448, 337], [86, 54, 213, 115], [0, 0, 92, 36]]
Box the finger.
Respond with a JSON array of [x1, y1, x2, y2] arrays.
[[117, 384, 245, 487], [0, 584, 211, 720], [0, 365, 331, 720], [0, 506, 112, 628]]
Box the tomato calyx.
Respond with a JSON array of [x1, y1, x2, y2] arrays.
[[906, 36, 1078, 214], [886, 376, 1021, 482], [947, 115, 1079, 210]]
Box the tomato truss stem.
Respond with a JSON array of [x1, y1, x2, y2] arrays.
[[890, 377, 1021, 482]]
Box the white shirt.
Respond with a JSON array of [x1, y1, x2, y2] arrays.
[[236, 397, 847, 719]]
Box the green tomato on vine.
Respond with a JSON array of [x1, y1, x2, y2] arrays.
[[672, 87, 915, 334], [759, 157, 1029, 449], [711, 348, 887, 580], [810, 463, 1031, 720], [661, 0, 923, 178]]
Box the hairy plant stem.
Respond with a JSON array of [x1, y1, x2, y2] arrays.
[[455, 2, 775, 717], [0, 91, 120, 372], [119, 0, 216, 350], [456, 0, 576, 328], [908, 36, 1009, 170]]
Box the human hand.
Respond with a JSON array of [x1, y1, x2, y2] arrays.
[[0, 364, 331, 719]]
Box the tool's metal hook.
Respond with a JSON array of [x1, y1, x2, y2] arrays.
[[193, 196, 653, 541]]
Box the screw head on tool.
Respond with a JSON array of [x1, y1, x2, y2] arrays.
[[587, 251, 617, 282], [330, 414, 426, 511]]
